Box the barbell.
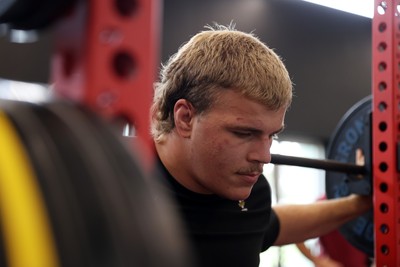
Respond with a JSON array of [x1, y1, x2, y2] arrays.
[[271, 154, 367, 175]]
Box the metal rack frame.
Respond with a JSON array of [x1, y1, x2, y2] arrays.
[[51, 0, 161, 166], [372, 0, 400, 265]]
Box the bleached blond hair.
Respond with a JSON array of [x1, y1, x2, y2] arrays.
[[151, 24, 293, 141]]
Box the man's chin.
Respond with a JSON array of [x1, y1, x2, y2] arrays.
[[224, 188, 253, 201]]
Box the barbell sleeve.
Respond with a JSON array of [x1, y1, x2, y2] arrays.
[[270, 154, 367, 175]]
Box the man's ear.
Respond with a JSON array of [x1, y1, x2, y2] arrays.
[[174, 99, 195, 138]]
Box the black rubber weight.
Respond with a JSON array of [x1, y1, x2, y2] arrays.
[[0, 100, 90, 267], [325, 95, 374, 257], [44, 101, 193, 267], [38, 102, 119, 267], [0, 99, 193, 267]]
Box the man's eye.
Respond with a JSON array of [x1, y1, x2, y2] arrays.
[[234, 131, 252, 138]]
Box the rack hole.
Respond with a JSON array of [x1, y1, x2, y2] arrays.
[[114, 0, 138, 17], [380, 245, 389, 255], [378, 42, 387, 51], [378, 101, 387, 111], [378, 1, 387, 15], [380, 203, 389, 213], [379, 22, 387, 32], [379, 81, 387, 91], [379, 182, 388, 192], [112, 115, 137, 137], [379, 141, 388, 152], [113, 51, 136, 79], [380, 224, 389, 234], [379, 162, 388, 172], [379, 62, 387, 71], [379, 121, 387, 131]]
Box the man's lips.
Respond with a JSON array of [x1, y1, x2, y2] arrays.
[[237, 172, 261, 184]]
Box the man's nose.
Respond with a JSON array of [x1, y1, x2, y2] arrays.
[[248, 139, 272, 164]]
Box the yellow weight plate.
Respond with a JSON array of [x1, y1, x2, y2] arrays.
[[0, 111, 60, 267]]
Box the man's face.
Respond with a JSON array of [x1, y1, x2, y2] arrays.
[[187, 90, 287, 200]]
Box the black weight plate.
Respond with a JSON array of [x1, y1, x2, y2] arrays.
[[75, 104, 194, 267], [0, 99, 193, 267], [325, 95, 374, 257], [2, 100, 129, 266], [0, 100, 91, 267], [40, 103, 120, 267], [31, 103, 103, 267], [45, 101, 193, 267]]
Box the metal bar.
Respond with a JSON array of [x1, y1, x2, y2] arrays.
[[270, 154, 367, 175]]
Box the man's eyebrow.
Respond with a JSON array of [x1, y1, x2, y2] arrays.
[[228, 125, 262, 132], [228, 125, 285, 135]]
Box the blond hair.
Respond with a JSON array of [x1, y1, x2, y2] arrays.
[[151, 24, 293, 141]]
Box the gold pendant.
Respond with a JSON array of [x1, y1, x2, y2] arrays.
[[238, 200, 247, 211]]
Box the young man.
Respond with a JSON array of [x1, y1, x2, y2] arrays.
[[150, 24, 371, 267]]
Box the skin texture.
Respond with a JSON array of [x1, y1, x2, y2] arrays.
[[156, 89, 286, 201]]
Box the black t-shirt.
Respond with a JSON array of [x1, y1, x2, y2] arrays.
[[155, 159, 280, 267]]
